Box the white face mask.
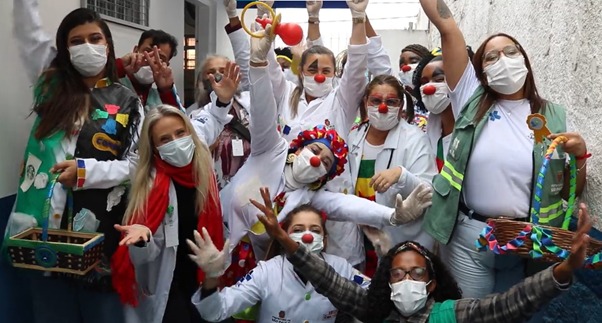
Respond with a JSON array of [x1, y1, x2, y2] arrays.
[[484, 55, 528, 95], [69, 43, 107, 77], [420, 82, 450, 115], [398, 63, 418, 88], [389, 279, 430, 317], [157, 135, 195, 167], [303, 75, 334, 98], [134, 66, 155, 85], [289, 231, 324, 254], [367, 105, 400, 131], [292, 148, 328, 184], [284, 69, 299, 84]]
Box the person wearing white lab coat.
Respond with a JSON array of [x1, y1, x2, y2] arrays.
[[4, 2, 144, 323], [347, 75, 438, 251], [109, 64, 240, 323], [221, 26, 433, 272], [188, 202, 370, 322]]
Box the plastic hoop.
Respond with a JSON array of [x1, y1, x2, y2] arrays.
[[240, 1, 279, 39], [530, 136, 577, 229]]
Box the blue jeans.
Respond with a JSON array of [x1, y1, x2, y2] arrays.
[[441, 213, 525, 298], [29, 273, 124, 323]]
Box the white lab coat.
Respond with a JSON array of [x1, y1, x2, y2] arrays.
[[348, 121, 438, 250], [4, 0, 143, 233], [220, 66, 396, 261], [193, 253, 358, 322], [266, 41, 369, 143], [124, 97, 231, 323]]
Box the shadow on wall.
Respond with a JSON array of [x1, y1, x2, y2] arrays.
[[0, 195, 33, 323]]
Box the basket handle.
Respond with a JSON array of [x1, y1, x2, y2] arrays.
[[40, 174, 74, 242], [530, 136, 577, 229]]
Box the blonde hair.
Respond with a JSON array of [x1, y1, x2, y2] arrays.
[[123, 105, 213, 224], [195, 55, 230, 107]]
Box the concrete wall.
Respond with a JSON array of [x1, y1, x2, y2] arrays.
[[428, 0, 602, 225]]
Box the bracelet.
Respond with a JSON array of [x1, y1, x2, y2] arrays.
[[575, 152, 592, 161], [577, 160, 587, 173], [352, 17, 366, 24], [308, 18, 320, 24]]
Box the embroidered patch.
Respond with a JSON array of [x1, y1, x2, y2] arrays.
[[92, 133, 121, 156], [489, 110, 501, 121]]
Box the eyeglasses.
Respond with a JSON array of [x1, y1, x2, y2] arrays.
[[389, 266, 428, 282], [483, 45, 522, 66], [368, 96, 401, 107]]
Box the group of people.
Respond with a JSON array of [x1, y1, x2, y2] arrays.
[[3, 0, 594, 322]]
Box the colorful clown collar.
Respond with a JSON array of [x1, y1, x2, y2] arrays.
[[288, 125, 348, 180]]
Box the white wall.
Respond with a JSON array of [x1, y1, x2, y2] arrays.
[[0, 0, 184, 198], [428, 0, 602, 226], [376, 29, 430, 75]]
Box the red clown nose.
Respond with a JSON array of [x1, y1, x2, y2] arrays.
[[310, 156, 321, 167], [401, 65, 412, 72], [423, 85, 436, 95], [378, 103, 388, 114], [314, 74, 326, 83], [302, 233, 314, 244]]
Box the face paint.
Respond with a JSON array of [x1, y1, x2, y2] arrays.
[[308, 59, 319, 70]]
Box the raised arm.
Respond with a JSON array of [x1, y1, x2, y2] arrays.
[[365, 16, 393, 77], [334, 0, 369, 129], [248, 26, 284, 156], [306, 0, 323, 44], [14, 0, 57, 84], [419, 0, 468, 90], [223, 0, 251, 91]]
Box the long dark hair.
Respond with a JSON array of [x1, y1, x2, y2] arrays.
[[361, 74, 414, 124], [264, 204, 328, 260], [472, 33, 546, 122], [365, 241, 462, 322], [33, 8, 117, 139]]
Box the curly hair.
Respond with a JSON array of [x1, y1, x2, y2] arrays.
[[365, 241, 462, 322]]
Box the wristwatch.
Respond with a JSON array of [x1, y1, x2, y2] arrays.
[[353, 17, 366, 24], [308, 18, 320, 24]]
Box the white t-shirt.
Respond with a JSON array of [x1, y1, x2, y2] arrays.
[[451, 63, 569, 218]]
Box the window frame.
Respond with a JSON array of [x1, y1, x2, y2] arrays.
[[82, 0, 150, 30], [183, 35, 196, 70]]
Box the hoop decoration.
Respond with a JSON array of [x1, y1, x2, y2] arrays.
[[473, 113, 602, 268], [240, 1, 303, 46]]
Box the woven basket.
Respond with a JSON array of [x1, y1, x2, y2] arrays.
[[5, 176, 104, 275], [477, 136, 602, 267]]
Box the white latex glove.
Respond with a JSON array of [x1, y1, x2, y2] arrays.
[[186, 228, 230, 278], [390, 183, 433, 225], [362, 225, 392, 257], [306, 0, 322, 18], [250, 23, 275, 64], [256, 0, 275, 18], [347, 0, 368, 19], [223, 0, 238, 18]]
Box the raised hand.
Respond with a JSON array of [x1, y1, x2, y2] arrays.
[[250, 23, 275, 64], [187, 227, 230, 278], [122, 47, 145, 75], [210, 60, 241, 103], [553, 203, 592, 284], [391, 183, 433, 225], [143, 46, 174, 91], [548, 132, 588, 158], [306, 0, 322, 18], [223, 0, 238, 18], [250, 187, 284, 240], [256, 0, 275, 18], [347, 0, 368, 18]]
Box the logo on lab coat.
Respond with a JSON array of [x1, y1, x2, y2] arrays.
[[271, 310, 291, 323]]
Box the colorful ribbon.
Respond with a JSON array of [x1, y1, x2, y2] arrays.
[[476, 223, 532, 255]]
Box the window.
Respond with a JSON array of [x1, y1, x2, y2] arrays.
[[85, 0, 149, 27], [184, 36, 196, 70]]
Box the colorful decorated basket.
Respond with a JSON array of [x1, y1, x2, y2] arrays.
[[5, 177, 104, 275], [476, 118, 602, 268]]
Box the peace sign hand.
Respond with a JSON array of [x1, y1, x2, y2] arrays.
[[250, 187, 284, 240], [143, 46, 174, 92], [210, 60, 241, 104]]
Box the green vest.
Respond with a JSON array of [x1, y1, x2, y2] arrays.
[[428, 300, 457, 323], [424, 87, 567, 244]]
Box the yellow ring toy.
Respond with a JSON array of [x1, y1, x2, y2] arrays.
[[241, 1, 280, 39]]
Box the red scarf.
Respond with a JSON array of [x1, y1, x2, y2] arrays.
[[111, 156, 224, 306]]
